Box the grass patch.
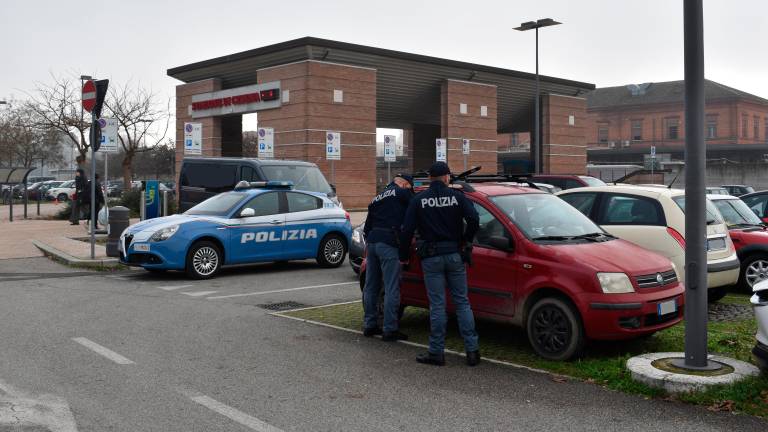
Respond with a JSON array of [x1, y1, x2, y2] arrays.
[[283, 293, 768, 417]]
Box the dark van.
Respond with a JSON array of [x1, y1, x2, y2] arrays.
[[179, 157, 339, 212]]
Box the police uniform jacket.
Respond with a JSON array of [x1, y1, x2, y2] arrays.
[[363, 182, 413, 248]]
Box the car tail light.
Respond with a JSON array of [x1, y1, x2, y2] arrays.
[[667, 227, 686, 249]]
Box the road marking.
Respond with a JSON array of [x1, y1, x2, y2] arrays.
[[71, 337, 134, 365], [187, 393, 284, 432], [157, 284, 193, 291], [181, 290, 219, 297], [207, 281, 357, 300]]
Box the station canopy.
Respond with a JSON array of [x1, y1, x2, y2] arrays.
[[0, 168, 36, 185]]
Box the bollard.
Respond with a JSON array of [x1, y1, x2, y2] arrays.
[[106, 206, 130, 258]]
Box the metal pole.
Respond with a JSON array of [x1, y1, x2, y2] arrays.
[[8, 187, 12, 222], [36, 187, 40, 216], [90, 116, 96, 259], [331, 160, 335, 185], [163, 190, 168, 217], [104, 152, 109, 230], [23, 180, 27, 219], [387, 162, 391, 183], [534, 26, 540, 174]]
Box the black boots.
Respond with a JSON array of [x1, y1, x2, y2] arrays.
[[363, 327, 382, 337], [466, 350, 481, 367], [416, 352, 446, 366], [381, 331, 408, 342]]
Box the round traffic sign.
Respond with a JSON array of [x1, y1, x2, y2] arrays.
[[82, 80, 96, 113]]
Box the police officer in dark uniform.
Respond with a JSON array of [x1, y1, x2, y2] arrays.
[[401, 162, 480, 366], [361, 174, 414, 341]]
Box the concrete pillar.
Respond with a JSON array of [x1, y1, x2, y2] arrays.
[[440, 79, 498, 174], [541, 94, 588, 174]]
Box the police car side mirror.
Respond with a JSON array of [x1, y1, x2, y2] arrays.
[[488, 235, 514, 252], [240, 208, 256, 218]]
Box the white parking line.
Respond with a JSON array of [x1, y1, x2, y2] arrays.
[[207, 281, 357, 300], [181, 291, 219, 297], [187, 393, 284, 432], [157, 285, 193, 291], [71, 337, 135, 365]]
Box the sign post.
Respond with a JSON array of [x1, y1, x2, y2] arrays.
[[650, 145, 656, 178], [184, 123, 202, 155], [462, 138, 471, 170], [326, 132, 341, 184], [83, 78, 108, 259], [435, 138, 447, 162], [97, 118, 118, 231], [384, 135, 396, 180], [257, 127, 274, 159]]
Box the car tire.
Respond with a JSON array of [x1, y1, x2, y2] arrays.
[[707, 286, 728, 303], [526, 297, 585, 361], [57, 193, 68, 202], [317, 234, 347, 268], [738, 253, 768, 293], [185, 241, 222, 280]]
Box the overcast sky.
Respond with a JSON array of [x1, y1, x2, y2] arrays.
[[2, 0, 766, 121]]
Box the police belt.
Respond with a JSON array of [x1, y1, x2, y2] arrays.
[[416, 240, 460, 258]]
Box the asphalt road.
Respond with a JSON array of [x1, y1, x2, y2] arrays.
[[0, 257, 765, 431]]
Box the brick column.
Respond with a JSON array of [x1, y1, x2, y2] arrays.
[[440, 79, 498, 174], [541, 94, 588, 174], [257, 60, 377, 209], [175, 78, 223, 182]]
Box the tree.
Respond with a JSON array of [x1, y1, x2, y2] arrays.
[[105, 82, 170, 188], [0, 102, 63, 169]]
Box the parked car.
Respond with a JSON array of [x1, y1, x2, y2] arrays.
[[528, 174, 606, 190], [46, 180, 76, 202], [706, 186, 729, 195], [362, 179, 685, 361], [39, 180, 64, 199], [722, 185, 755, 197], [179, 157, 340, 212], [708, 194, 768, 291], [741, 191, 768, 224], [120, 181, 352, 279], [752, 279, 768, 372], [349, 223, 366, 274], [558, 185, 740, 302]]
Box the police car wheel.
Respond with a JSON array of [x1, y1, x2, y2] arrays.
[[526, 297, 584, 361], [317, 234, 347, 268], [186, 241, 221, 279]]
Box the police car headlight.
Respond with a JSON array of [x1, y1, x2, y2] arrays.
[[597, 272, 635, 294], [352, 229, 361, 244], [149, 225, 179, 242]]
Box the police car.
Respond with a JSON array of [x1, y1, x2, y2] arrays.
[[119, 181, 352, 279]]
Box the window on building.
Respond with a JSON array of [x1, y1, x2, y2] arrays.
[[755, 116, 760, 140], [598, 126, 609, 143], [665, 118, 679, 140], [706, 115, 717, 139], [742, 115, 749, 138], [511, 133, 518, 147], [631, 120, 643, 141]]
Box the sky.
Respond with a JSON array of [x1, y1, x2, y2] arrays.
[[2, 0, 766, 133]]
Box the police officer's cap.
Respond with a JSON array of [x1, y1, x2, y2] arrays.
[[428, 162, 451, 177], [395, 173, 414, 187]]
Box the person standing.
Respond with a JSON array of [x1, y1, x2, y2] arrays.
[[362, 174, 414, 342], [70, 169, 86, 225], [400, 162, 480, 366], [85, 173, 106, 230]]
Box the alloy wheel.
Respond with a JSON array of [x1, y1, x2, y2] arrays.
[[746, 259, 768, 288], [324, 238, 344, 265], [192, 246, 219, 276]]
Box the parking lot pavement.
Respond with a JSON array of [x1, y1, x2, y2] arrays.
[[0, 257, 765, 431]]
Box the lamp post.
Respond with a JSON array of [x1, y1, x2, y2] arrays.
[[515, 18, 561, 174]]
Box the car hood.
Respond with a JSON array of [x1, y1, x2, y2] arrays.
[[539, 238, 674, 275], [125, 214, 228, 234]]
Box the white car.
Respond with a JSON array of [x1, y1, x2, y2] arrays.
[[752, 279, 768, 371], [558, 185, 740, 302], [46, 180, 76, 201]]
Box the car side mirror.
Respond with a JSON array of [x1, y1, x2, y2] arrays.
[[488, 235, 514, 252], [240, 208, 256, 218]]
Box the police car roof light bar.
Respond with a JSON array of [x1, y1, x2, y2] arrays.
[[234, 180, 294, 191]]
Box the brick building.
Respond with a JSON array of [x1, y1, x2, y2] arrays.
[[586, 80, 768, 167], [167, 37, 593, 208]]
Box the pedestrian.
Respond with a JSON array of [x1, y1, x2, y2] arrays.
[[70, 169, 86, 225], [362, 173, 414, 342], [400, 162, 481, 366], [88, 173, 106, 229]]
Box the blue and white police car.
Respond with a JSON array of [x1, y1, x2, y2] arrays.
[[119, 181, 352, 279]]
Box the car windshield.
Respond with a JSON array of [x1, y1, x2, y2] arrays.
[[711, 198, 763, 227], [261, 165, 332, 194], [580, 176, 607, 187], [185, 192, 247, 216], [490, 193, 606, 240], [671, 196, 724, 224]]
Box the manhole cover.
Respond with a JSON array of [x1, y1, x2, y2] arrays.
[[257, 301, 307, 311], [708, 302, 752, 322]]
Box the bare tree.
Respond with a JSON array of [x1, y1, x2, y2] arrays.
[[105, 82, 170, 187], [0, 102, 63, 169]]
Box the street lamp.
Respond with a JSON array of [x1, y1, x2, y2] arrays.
[[515, 18, 562, 174]]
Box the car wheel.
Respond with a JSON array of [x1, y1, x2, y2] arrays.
[[57, 193, 68, 202], [526, 297, 585, 361], [185, 241, 222, 279], [707, 286, 728, 303], [317, 234, 347, 268], [739, 253, 768, 293]]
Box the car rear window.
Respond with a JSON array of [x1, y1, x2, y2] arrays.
[[261, 165, 332, 194]]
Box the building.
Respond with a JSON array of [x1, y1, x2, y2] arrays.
[[167, 37, 594, 207]]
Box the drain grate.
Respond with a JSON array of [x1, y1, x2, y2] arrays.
[[708, 302, 753, 322], [257, 301, 308, 311]]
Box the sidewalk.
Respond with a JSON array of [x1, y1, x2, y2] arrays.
[[0, 202, 67, 222]]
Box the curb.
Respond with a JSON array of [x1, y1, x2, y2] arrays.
[[32, 240, 122, 270]]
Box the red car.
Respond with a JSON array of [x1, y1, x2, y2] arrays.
[[709, 194, 768, 291], [362, 178, 684, 361]]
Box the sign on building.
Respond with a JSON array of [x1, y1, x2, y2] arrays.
[[184, 122, 202, 155], [97, 118, 119, 153], [435, 138, 447, 162], [189, 81, 281, 118], [462, 138, 470, 155], [257, 127, 274, 159], [384, 135, 396, 162], [326, 132, 341, 160]]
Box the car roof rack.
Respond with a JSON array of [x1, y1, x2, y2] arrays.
[[411, 166, 540, 193], [234, 180, 294, 191]]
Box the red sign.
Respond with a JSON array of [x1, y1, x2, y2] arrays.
[[82, 80, 96, 113], [191, 89, 279, 112]]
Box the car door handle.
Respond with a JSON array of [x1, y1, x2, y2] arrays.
[[269, 219, 282, 225]]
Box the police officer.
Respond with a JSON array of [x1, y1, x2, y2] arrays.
[[361, 174, 414, 341], [400, 162, 480, 366], [70, 169, 86, 225]]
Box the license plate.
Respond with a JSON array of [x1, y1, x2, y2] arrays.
[[133, 243, 150, 252], [658, 299, 677, 316], [707, 237, 726, 251]]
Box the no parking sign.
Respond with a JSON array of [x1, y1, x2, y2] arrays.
[[384, 135, 396, 162], [326, 132, 341, 160], [258, 127, 274, 159], [184, 123, 202, 155], [435, 138, 447, 162]]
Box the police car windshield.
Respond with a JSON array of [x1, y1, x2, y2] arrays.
[[185, 192, 247, 216], [489, 193, 605, 240], [261, 165, 332, 194]]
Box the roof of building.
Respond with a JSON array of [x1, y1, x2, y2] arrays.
[[587, 79, 768, 109]]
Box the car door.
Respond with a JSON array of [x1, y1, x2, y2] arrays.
[[282, 191, 325, 259], [743, 194, 768, 223], [596, 193, 669, 257], [227, 191, 285, 263]]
